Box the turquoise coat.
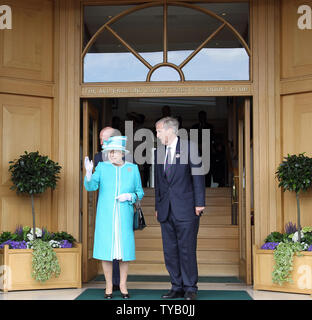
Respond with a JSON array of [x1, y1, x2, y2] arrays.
[[84, 161, 144, 261]]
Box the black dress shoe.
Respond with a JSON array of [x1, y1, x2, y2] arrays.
[[121, 292, 130, 299], [104, 293, 113, 299], [113, 285, 120, 292], [184, 292, 197, 300], [161, 290, 184, 299]]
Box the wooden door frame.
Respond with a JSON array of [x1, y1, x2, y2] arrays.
[[238, 97, 252, 284], [51, 0, 283, 286], [82, 99, 100, 282]]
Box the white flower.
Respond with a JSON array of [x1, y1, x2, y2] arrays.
[[49, 240, 61, 248], [292, 231, 304, 242], [26, 227, 43, 241], [302, 242, 309, 250]]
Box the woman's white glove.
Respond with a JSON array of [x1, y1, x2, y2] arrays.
[[116, 193, 132, 202], [84, 156, 93, 181]]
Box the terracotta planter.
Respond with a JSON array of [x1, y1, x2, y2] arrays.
[[0, 243, 82, 292], [253, 245, 312, 295]]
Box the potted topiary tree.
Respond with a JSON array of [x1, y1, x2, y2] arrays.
[[8, 151, 62, 240], [276, 153, 312, 242], [253, 153, 312, 295], [0, 152, 82, 291]]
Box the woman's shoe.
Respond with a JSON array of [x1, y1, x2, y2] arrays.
[[104, 292, 113, 299], [121, 292, 130, 299]]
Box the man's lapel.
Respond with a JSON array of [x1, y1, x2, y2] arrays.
[[156, 145, 167, 180], [167, 137, 180, 183]]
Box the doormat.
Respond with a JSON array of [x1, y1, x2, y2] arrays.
[[93, 275, 241, 283], [75, 288, 252, 300]]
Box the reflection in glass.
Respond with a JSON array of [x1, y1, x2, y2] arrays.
[[111, 6, 163, 66], [150, 66, 181, 81], [83, 3, 250, 83], [84, 52, 149, 82], [140, 52, 163, 66], [167, 5, 223, 64], [196, 2, 250, 45], [83, 31, 149, 82], [182, 48, 249, 81], [168, 50, 192, 66], [208, 27, 245, 49], [83, 5, 131, 47]]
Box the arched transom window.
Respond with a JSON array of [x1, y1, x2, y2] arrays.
[[82, 1, 250, 83]]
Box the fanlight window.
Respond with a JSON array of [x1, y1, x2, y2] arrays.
[[83, 2, 250, 83]]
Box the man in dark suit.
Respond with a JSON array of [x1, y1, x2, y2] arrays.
[[154, 117, 206, 300], [94, 126, 120, 291]]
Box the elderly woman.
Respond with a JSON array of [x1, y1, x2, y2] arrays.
[[84, 136, 144, 299]]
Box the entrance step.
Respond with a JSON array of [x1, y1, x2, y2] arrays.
[[133, 187, 238, 276], [136, 236, 238, 251], [129, 263, 239, 277], [142, 205, 231, 217], [144, 214, 232, 226], [134, 249, 239, 264], [135, 225, 238, 239]]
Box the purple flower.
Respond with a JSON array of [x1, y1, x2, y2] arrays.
[[308, 245, 312, 252], [0, 240, 27, 249], [285, 222, 297, 234], [261, 242, 280, 250], [60, 240, 72, 248], [14, 225, 23, 237], [42, 227, 46, 239]]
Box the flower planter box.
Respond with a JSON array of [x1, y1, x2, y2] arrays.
[[0, 243, 82, 292], [253, 245, 312, 295]]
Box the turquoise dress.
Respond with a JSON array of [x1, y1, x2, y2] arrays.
[[84, 161, 144, 261]]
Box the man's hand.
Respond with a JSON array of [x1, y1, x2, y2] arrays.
[[195, 207, 205, 216], [155, 211, 158, 218]]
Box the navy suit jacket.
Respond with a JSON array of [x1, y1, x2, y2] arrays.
[[94, 152, 103, 168], [154, 137, 205, 222]]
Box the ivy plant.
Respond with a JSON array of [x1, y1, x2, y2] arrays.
[[31, 239, 61, 283], [276, 153, 312, 242], [8, 151, 61, 240], [272, 242, 303, 285]]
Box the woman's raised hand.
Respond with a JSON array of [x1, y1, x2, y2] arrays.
[[84, 156, 93, 180]]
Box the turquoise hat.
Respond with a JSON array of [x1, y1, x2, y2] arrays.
[[102, 136, 129, 154]]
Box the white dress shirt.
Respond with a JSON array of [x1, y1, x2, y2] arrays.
[[164, 136, 178, 170]]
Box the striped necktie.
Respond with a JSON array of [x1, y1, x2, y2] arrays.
[[164, 146, 172, 178]]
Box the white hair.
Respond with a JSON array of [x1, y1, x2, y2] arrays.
[[156, 117, 179, 134]]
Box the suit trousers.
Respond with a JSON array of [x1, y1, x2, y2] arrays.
[[160, 206, 200, 293]]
